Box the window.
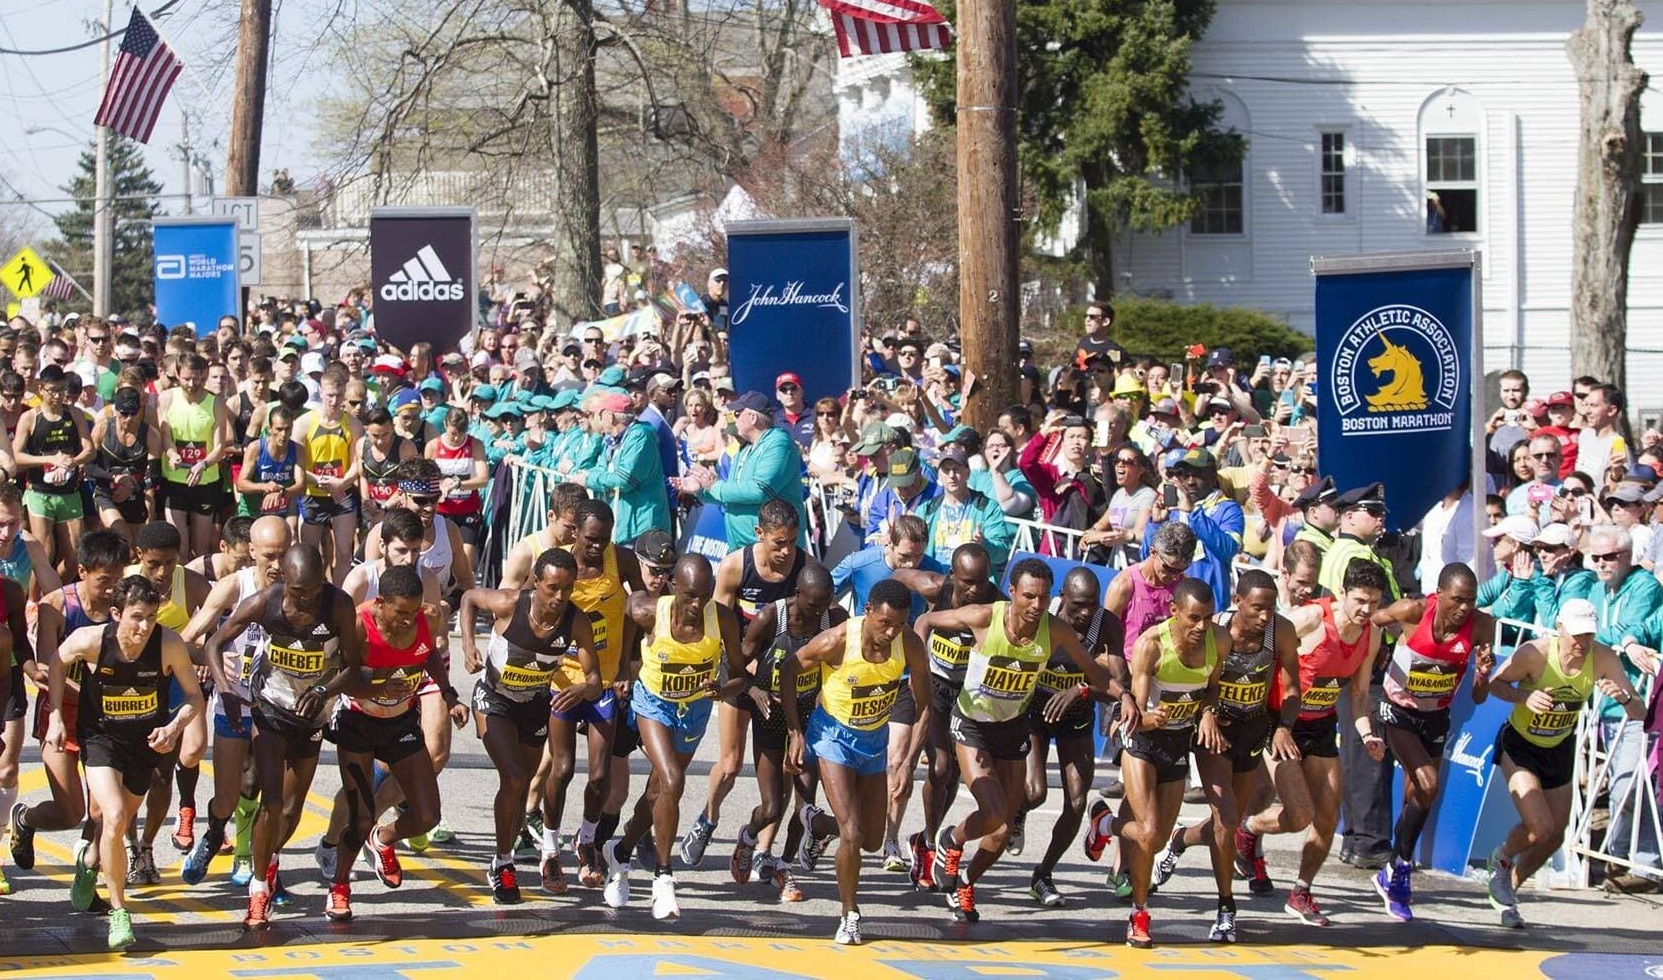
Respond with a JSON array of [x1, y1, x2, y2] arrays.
[[1425, 135, 1477, 233], [1190, 157, 1244, 235], [1644, 133, 1663, 225], [1320, 132, 1346, 215]]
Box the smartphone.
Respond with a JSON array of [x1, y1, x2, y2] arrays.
[[1243, 425, 1267, 438], [929, 355, 943, 370], [1258, 354, 1272, 369], [1162, 484, 1180, 509], [1578, 496, 1594, 523]]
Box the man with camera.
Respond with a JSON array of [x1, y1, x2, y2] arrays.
[[1506, 436, 1564, 519], [1141, 449, 1243, 612]]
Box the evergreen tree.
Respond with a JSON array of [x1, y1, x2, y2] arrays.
[[51, 135, 162, 317], [913, 0, 1243, 292]]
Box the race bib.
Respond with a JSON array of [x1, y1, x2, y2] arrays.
[[928, 633, 971, 672], [178, 441, 207, 465], [102, 689, 159, 719], [1302, 678, 1342, 712], [657, 662, 716, 701], [313, 461, 342, 479]]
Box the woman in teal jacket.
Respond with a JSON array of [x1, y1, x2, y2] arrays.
[[574, 391, 669, 542]]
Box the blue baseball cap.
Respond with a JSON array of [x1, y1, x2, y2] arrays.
[[418, 377, 444, 394], [597, 365, 627, 387], [388, 388, 421, 414], [470, 384, 499, 402]]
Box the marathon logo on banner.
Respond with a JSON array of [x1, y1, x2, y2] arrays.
[[370, 207, 476, 354], [152, 218, 241, 337], [1330, 304, 1461, 435]]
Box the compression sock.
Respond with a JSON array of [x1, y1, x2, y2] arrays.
[[233, 797, 258, 857], [594, 812, 620, 848], [1394, 802, 1430, 864], [175, 765, 200, 810]]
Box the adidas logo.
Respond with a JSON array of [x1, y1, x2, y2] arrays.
[[380, 245, 465, 302]]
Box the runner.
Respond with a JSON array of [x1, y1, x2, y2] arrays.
[[0, 481, 60, 874], [916, 558, 1117, 923], [1484, 598, 1643, 928], [499, 482, 587, 589], [204, 544, 363, 929], [887, 544, 1002, 891], [779, 578, 928, 944], [688, 500, 806, 869], [180, 515, 291, 887], [14, 363, 94, 574], [602, 555, 746, 919], [185, 515, 256, 585], [728, 563, 847, 900], [158, 354, 234, 560], [1368, 563, 1496, 920], [358, 407, 417, 529], [1150, 569, 1297, 942], [235, 404, 303, 519], [1022, 566, 1127, 908], [295, 365, 363, 584], [1238, 558, 1389, 928], [549, 498, 642, 890], [87, 386, 158, 544], [427, 403, 488, 572], [460, 549, 598, 903], [325, 565, 466, 921], [45, 574, 204, 949]]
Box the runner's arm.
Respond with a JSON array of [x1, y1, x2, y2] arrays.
[[1370, 597, 1425, 630], [914, 602, 994, 644], [715, 603, 748, 700], [1470, 612, 1497, 704], [615, 546, 645, 594], [902, 628, 930, 716], [180, 575, 242, 647], [26, 539, 61, 597], [889, 566, 947, 605], [447, 521, 475, 592], [1348, 627, 1384, 748], [1273, 613, 1304, 730], [1103, 572, 1132, 618], [780, 624, 845, 736], [499, 539, 533, 592], [204, 398, 234, 467], [203, 590, 268, 696], [1128, 630, 1164, 731], [1484, 640, 1540, 703], [713, 550, 743, 607], [1053, 618, 1116, 699], [458, 587, 516, 672], [159, 630, 205, 738]]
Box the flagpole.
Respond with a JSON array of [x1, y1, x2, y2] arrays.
[[92, 0, 116, 317]]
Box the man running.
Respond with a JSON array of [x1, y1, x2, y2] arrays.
[[325, 565, 466, 921], [1367, 563, 1496, 920], [779, 578, 928, 944], [1150, 569, 1297, 942], [158, 353, 234, 559], [1023, 566, 1126, 908], [687, 500, 805, 870], [1485, 598, 1643, 927], [295, 364, 363, 584], [461, 549, 598, 903], [206, 545, 363, 929], [180, 515, 291, 887], [917, 558, 1116, 922], [46, 575, 203, 949], [728, 562, 846, 900], [602, 556, 746, 920]]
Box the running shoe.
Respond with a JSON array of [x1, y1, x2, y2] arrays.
[[651, 873, 680, 920], [775, 865, 804, 903], [171, 806, 196, 852], [908, 831, 935, 891], [731, 827, 757, 884], [1284, 888, 1331, 927], [267, 861, 296, 907], [230, 854, 254, 887], [183, 823, 227, 886], [948, 881, 978, 922], [8, 802, 35, 870], [800, 804, 833, 872], [428, 817, 455, 844], [126, 845, 147, 887], [1209, 907, 1237, 943], [933, 825, 964, 893], [679, 814, 715, 868], [107, 908, 136, 950], [1106, 868, 1133, 899], [314, 840, 338, 884], [1499, 905, 1525, 929], [602, 840, 631, 909], [881, 839, 907, 872], [1231, 826, 1258, 879], [363, 827, 404, 889], [70, 840, 98, 911], [1126, 907, 1153, 948], [244, 888, 273, 930], [406, 831, 430, 854], [1029, 874, 1064, 908], [325, 882, 353, 921], [138, 844, 161, 885], [1082, 799, 1113, 862], [491, 862, 523, 905], [576, 840, 603, 888], [1487, 848, 1518, 909], [540, 850, 567, 896], [1008, 810, 1026, 857], [1151, 826, 1187, 890], [1245, 857, 1274, 897], [1374, 860, 1413, 922], [835, 909, 863, 946]]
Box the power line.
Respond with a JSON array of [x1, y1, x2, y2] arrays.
[[0, 0, 182, 56]]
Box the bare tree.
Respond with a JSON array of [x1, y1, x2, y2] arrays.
[[1567, 0, 1647, 387]]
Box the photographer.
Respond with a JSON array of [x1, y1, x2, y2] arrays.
[[1140, 448, 1242, 610]]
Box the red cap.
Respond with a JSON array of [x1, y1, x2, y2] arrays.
[[1545, 391, 1574, 408], [1524, 398, 1548, 418], [775, 372, 802, 389]]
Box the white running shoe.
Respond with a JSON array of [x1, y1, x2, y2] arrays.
[[602, 841, 631, 909], [651, 873, 681, 920], [315, 840, 339, 884], [835, 909, 863, 945]]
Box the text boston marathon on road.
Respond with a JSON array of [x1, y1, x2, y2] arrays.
[[730, 280, 849, 325]]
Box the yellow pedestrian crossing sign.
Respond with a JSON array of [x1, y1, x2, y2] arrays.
[[0, 247, 53, 299]]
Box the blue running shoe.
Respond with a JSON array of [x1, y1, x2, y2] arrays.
[[1374, 860, 1412, 922]]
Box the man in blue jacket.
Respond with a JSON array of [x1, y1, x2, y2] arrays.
[[679, 391, 806, 548], [1141, 448, 1242, 611]]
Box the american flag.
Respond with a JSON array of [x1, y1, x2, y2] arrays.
[[41, 259, 85, 303], [94, 9, 182, 144], [819, 0, 954, 57]]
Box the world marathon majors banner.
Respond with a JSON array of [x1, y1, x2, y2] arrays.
[[725, 218, 860, 406], [153, 217, 240, 337], [370, 206, 477, 354]]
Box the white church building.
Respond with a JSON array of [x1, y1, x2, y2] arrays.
[[835, 0, 1663, 400]]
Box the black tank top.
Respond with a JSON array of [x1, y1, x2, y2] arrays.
[[926, 582, 979, 686], [97, 417, 150, 487], [79, 621, 167, 740], [736, 546, 804, 624], [234, 391, 257, 449], [482, 592, 577, 700], [250, 585, 346, 725], [756, 597, 828, 699], [25, 409, 82, 494], [1215, 609, 1278, 723], [362, 435, 405, 503]]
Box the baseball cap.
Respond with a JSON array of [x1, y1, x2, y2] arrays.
[[418, 377, 444, 394], [634, 529, 676, 567], [1545, 391, 1574, 408], [775, 372, 802, 389], [886, 447, 922, 489], [300, 352, 326, 376], [732, 391, 775, 416], [371, 354, 409, 375], [937, 446, 970, 469], [713, 375, 737, 394], [1170, 448, 1217, 472], [648, 372, 683, 393], [1149, 397, 1181, 418], [597, 366, 627, 387], [1481, 515, 1538, 545], [1524, 398, 1548, 419], [1534, 523, 1576, 548], [561, 342, 581, 357], [388, 388, 421, 414], [851, 422, 901, 455], [1206, 347, 1234, 368], [551, 389, 582, 411], [470, 384, 499, 402], [1603, 482, 1648, 505], [1556, 598, 1598, 637]]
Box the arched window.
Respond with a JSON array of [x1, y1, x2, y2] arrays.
[[1189, 90, 1249, 237], [1419, 87, 1483, 234]]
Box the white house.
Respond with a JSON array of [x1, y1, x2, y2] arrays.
[[836, 0, 1663, 401]]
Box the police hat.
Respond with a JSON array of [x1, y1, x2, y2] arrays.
[[1335, 482, 1387, 513], [1293, 475, 1337, 509]]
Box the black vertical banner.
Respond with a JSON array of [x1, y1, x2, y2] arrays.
[[370, 207, 476, 354]]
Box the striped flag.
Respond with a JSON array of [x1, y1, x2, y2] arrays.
[[818, 0, 953, 58], [41, 260, 86, 303], [94, 9, 182, 144]]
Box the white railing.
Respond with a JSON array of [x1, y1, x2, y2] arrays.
[[504, 457, 565, 556], [1008, 516, 1087, 560]]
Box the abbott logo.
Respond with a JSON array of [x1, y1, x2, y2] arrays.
[[381, 245, 465, 302], [156, 255, 186, 280]]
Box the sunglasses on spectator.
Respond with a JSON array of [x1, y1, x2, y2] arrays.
[[778, 384, 800, 393], [346, 399, 363, 407], [1157, 553, 1192, 576], [1531, 451, 1560, 460], [1591, 551, 1626, 563], [407, 494, 440, 507], [898, 348, 919, 357], [88, 334, 110, 344], [640, 562, 670, 577], [817, 410, 837, 418], [1604, 497, 1640, 509], [1113, 456, 1140, 467]]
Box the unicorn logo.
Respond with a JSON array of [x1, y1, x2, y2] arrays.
[[1365, 334, 1429, 413]]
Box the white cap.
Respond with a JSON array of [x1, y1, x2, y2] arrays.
[[884, 412, 913, 432], [300, 351, 326, 376], [1556, 597, 1598, 636], [1481, 515, 1538, 545], [1535, 522, 1575, 548]]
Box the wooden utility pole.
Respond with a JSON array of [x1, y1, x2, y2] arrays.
[[1566, 0, 1647, 388], [955, 0, 1019, 432], [225, 0, 274, 197], [546, 0, 602, 324]]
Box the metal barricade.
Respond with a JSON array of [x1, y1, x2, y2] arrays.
[[1006, 516, 1086, 561]]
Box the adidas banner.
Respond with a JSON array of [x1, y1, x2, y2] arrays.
[[152, 217, 240, 337], [1312, 251, 1481, 531], [370, 207, 477, 354]]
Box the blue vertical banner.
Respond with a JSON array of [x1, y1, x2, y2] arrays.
[[153, 218, 240, 337], [1312, 253, 1481, 529], [726, 218, 860, 405]]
